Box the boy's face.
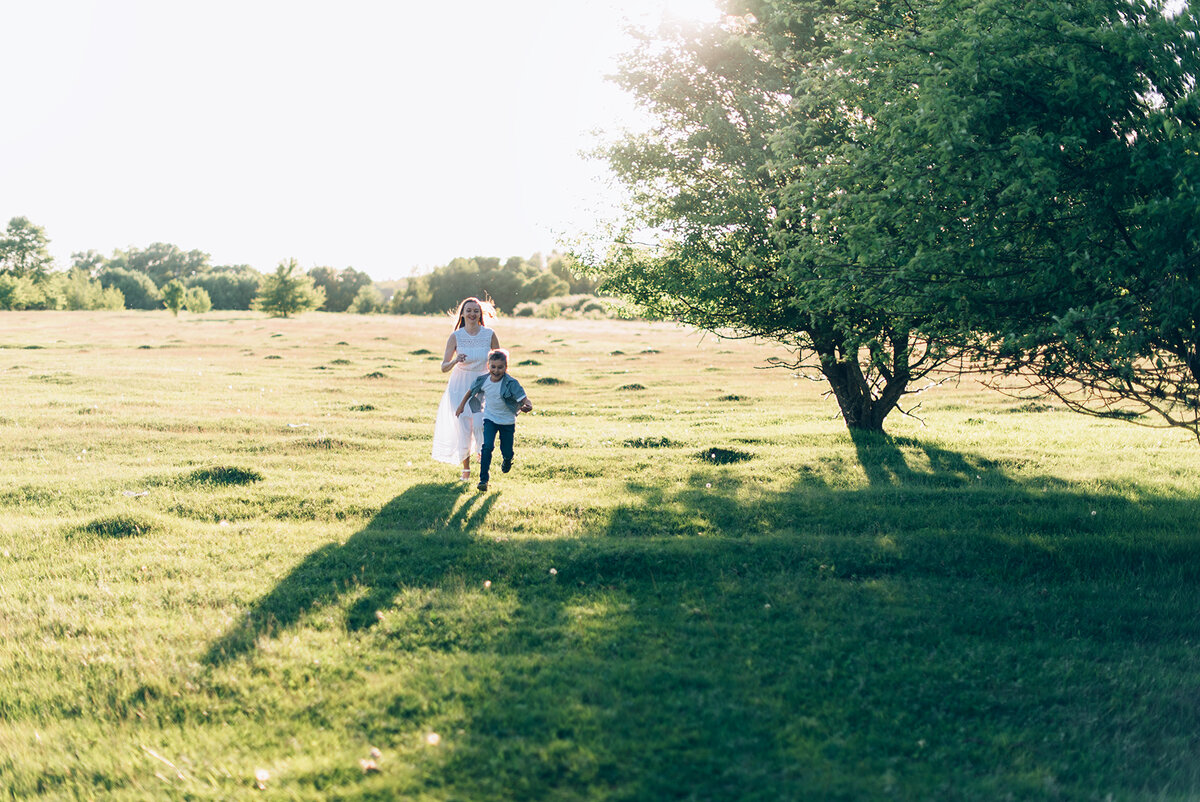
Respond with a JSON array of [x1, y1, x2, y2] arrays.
[[487, 358, 507, 380]]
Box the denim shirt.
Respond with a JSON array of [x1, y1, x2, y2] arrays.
[[465, 373, 527, 415]]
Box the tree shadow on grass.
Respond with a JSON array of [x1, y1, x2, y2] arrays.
[[204, 482, 496, 665], [202, 441, 1200, 799]]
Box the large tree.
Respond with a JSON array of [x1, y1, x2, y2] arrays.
[[590, 5, 960, 431], [0, 217, 55, 281], [107, 242, 211, 288], [766, 0, 1200, 433], [591, 0, 1200, 433]]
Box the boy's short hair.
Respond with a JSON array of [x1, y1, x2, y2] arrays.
[[487, 348, 509, 365]]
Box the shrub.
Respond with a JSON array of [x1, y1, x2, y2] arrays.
[[185, 286, 213, 313]]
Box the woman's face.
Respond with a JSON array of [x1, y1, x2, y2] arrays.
[[462, 302, 482, 323]]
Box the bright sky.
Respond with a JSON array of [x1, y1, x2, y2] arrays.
[[1, 0, 720, 280]]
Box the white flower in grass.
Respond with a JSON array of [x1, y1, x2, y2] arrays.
[[369, 747, 382, 760], [549, 568, 557, 576], [254, 768, 269, 789], [425, 732, 441, 746], [483, 580, 492, 589], [705, 483, 712, 488], [374, 610, 385, 621]]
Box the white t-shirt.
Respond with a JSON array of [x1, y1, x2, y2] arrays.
[[481, 376, 518, 425]]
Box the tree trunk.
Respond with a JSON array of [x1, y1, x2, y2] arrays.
[[817, 330, 912, 433]]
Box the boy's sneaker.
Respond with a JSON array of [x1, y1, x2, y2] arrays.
[[501, 458, 512, 473], [477, 481, 488, 491]]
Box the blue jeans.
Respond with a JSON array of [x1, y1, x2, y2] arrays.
[[480, 419, 515, 483]]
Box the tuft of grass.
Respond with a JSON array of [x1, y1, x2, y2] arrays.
[[517, 359, 541, 366], [719, 394, 746, 402], [410, 348, 432, 355], [304, 436, 345, 449], [185, 466, 264, 485], [624, 436, 674, 448], [696, 447, 753, 464], [535, 377, 564, 385], [618, 383, 646, 391], [350, 404, 377, 412], [79, 515, 153, 538], [330, 358, 351, 365], [364, 371, 388, 379]]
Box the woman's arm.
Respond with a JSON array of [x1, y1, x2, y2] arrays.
[[441, 333, 462, 373], [490, 331, 499, 350]]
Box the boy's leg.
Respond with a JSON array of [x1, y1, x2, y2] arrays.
[[479, 419, 498, 485], [499, 423, 515, 472]]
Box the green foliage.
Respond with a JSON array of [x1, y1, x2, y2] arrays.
[[756, 0, 1200, 434], [99, 268, 163, 310], [548, 252, 599, 294], [388, 254, 573, 314], [186, 265, 262, 310], [59, 268, 125, 311], [252, 258, 326, 318], [308, 266, 374, 313], [106, 242, 210, 288], [0, 274, 49, 310], [184, 285, 212, 313], [162, 279, 186, 316], [591, 0, 1200, 436], [0, 217, 55, 281], [589, 6, 959, 432], [347, 283, 384, 314]]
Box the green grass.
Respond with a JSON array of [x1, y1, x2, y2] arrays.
[[0, 310, 1198, 800]]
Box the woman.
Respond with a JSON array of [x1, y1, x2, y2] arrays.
[[431, 297, 500, 480]]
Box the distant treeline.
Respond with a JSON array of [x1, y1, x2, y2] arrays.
[[0, 216, 601, 315]]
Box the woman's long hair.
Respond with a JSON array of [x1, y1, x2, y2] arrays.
[[451, 296, 497, 331]]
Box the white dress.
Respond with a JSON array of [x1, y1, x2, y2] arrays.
[[431, 326, 494, 464]]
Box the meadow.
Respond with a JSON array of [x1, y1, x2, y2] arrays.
[[0, 310, 1197, 801]]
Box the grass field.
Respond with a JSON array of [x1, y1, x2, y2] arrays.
[[0, 310, 1197, 801]]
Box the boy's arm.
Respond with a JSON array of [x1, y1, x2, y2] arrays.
[[454, 389, 473, 416]]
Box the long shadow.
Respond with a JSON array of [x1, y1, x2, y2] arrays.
[[204, 482, 495, 665], [201, 443, 1200, 799]]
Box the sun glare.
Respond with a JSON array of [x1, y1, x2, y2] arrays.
[[608, 0, 724, 27], [661, 0, 724, 23]]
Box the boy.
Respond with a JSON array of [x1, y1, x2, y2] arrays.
[[455, 349, 533, 491]]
